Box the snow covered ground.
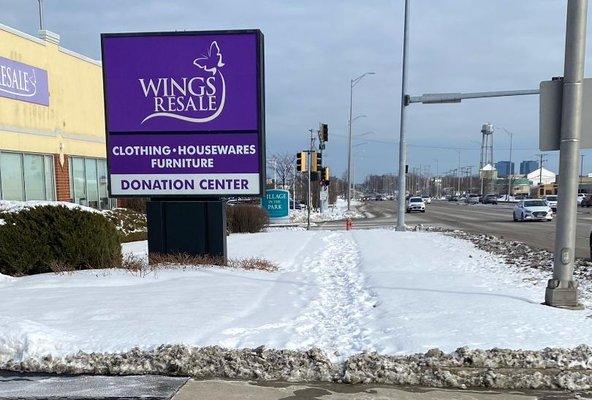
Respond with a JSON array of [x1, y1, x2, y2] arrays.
[[1, 229, 592, 366], [290, 198, 364, 223]]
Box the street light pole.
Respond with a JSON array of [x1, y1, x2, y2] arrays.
[[546, 0, 588, 309], [37, 0, 44, 31], [396, 0, 410, 231], [347, 73, 374, 211]]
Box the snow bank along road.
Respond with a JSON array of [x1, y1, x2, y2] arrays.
[[2, 229, 592, 368], [325, 199, 592, 258]]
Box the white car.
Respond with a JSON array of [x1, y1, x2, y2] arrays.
[[513, 199, 553, 222], [578, 193, 586, 205], [543, 195, 558, 212], [422, 196, 432, 204], [406, 197, 426, 213]]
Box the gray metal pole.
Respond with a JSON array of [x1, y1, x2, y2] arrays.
[[37, 0, 44, 31], [396, 0, 410, 231], [347, 80, 353, 211], [546, 0, 588, 309], [307, 130, 314, 231], [508, 132, 513, 198]]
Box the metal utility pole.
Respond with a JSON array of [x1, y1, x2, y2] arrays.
[[508, 131, 513, 197], [37, 0, 44, 31], [457, 151, 461, 194], [546, 0, 588, 309], [581, 154, 585, 176], [347, 73, 374, 211], [307, 129, 315, 231], [396, 0, 410, 231]]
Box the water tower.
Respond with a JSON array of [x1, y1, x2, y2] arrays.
[[479, 123, 496, 194]]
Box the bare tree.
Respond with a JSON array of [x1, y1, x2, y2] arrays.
[[269, 152, 296, 189]]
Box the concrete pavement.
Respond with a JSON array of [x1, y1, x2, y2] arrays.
[[172, 379, 585, 399], [0, 372, 188, 399], [318, 200, 592, 259]]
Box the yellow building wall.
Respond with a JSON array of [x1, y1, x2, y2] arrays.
[[0, 25, 105, 158]]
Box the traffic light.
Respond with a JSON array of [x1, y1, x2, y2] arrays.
[[296, 152, 307, 172], [322, 166, 330, 182], [319, 123, 328, 142], [311, 152, 322, 172]]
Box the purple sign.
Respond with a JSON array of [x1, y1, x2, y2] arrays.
[[101, 30, 265, 197], [0, 56, 49, 106]]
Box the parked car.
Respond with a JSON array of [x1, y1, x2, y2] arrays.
[[447, 196, 459, 202], [406, 196, 426, 213], [543, 195, 558, 212], [422, 196, 432, 204], [465, 194, 481, 204], [290, 200, 305, 210], [582, 195, 592, 207], [481, 194, 498, 205], [578, 193, 587, 205], [513, 199, 553, 222]]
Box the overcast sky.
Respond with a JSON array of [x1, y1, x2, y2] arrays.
[[2, 0, 591, 180]]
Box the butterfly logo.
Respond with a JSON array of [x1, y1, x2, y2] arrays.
[[193, 41, 225, 75]]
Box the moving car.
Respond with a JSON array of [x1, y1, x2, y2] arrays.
[[513, 199, 553, 222], [543, 195, 558, 212], [481, 194, 498, 205], [422, 196, 432, 204], [406, 196, 426, 213], [447, 195, 459, 202], [582, 195, 592, 207]]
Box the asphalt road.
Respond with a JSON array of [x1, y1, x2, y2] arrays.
[[318, 200, 592, 259]]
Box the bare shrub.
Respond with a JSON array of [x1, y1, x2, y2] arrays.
[[49, 261, 76, 274], [148, 252, 226, 267], [121, 252, 279, 273], [121, 254, 148, 274], [227, 204, 269, 233], [228, 257, 278, 272]]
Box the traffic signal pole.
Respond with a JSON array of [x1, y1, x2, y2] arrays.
[[546, 0, 588, 309], [307, 129, 314, 231]]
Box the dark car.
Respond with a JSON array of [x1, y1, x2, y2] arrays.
[[481, 194, 498, 205], [582, 195, 592, 207], [447, 195, 459, 202]]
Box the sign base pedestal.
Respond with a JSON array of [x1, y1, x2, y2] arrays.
[[147, 200, 227, 262]]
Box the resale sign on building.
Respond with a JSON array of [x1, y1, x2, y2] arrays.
[[101, 30, 265, 196], [0, 56, 49, 106]]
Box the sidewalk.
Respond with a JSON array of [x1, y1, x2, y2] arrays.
[[172, 379, 581, 400]]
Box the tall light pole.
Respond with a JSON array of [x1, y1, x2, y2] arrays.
[[352, 142, 368, 202], [347, 73, 374, 211], [546, 0, 588, 309], [498, 126, 514, 199], [37, 0, 44, 30], [396, 0, 410, 231]]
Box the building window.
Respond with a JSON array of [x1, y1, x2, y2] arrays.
[[69, 156, 113, 210], [0, 152, 55, 201]]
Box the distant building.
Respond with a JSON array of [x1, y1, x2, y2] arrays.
[[527, 167, 556, 186], [495, 161, 515, 178], [520, 160, 539, 175]]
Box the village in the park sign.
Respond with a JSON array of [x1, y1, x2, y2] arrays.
[[101, 30, 265, 197]]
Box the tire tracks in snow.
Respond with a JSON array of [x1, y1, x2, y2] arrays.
[[288, 231, 378, 361]]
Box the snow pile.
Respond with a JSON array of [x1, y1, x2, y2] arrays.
[[414, 224, 592, 306], [290, 198, 364, 223], [0, 200, 99, 214], [3, 229, 592, 388]]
